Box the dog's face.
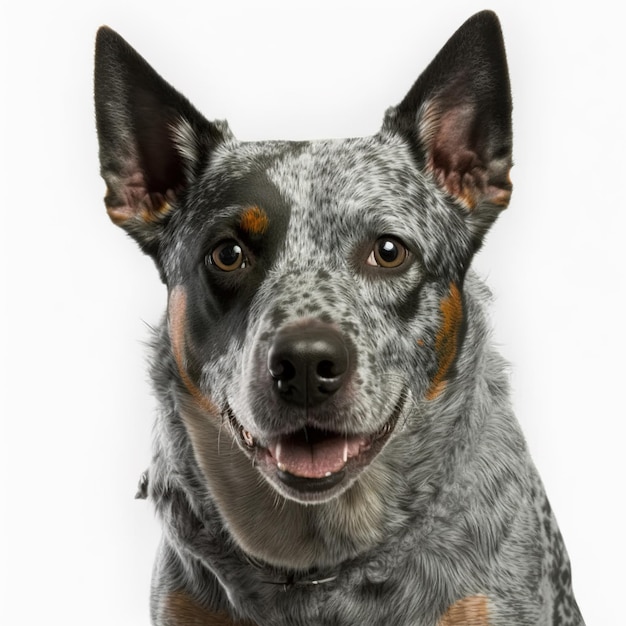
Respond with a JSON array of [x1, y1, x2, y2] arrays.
[[95, 12, 512, 506], [165, 134, 469, 504]]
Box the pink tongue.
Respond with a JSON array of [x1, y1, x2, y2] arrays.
[[271, 432, 365, 479]]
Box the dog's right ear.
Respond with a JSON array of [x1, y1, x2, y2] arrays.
[[94, 27, 231, 256]]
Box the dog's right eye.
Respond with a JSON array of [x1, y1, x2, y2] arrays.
[[207, 240, 247, 272], [366, 237, 408, 269]]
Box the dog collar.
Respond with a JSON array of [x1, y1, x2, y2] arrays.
[[243, 553, 338, 591], [263, 573, 338, 591]]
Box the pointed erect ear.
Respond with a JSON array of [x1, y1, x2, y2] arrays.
[[94, 27, 232, 255], [384, 11, 513, 245]]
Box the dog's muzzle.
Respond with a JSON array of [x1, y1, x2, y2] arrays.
[[228, 320, 406, 503]]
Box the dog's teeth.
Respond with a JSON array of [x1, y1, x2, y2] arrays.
[[343, 440, 348, 463], [325, 472, 332, 477]]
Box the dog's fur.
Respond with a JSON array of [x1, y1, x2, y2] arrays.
[[95, 11, 584, 625]]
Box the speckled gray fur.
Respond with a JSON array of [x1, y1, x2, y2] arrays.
[[95, 11, 584, 626]]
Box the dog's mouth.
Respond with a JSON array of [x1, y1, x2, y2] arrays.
[[230, 392, 407, 502]]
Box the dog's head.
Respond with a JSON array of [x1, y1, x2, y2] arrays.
[[95, 12, 512, 508]]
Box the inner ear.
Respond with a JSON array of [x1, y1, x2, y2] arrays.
[[419, 86, 512, 212], [132, 89, 187, 199], [102, 94, 189, 230]]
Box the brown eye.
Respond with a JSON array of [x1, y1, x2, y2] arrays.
[[209, 240, 246, 271], [367, 238, 408, 268]]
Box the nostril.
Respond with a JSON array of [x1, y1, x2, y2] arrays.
[[271, 359, 296, 382], [317, 359, 338, 379]]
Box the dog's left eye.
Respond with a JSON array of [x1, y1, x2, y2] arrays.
[[366, 238, 408, 269], [207, 240, 247, 272]]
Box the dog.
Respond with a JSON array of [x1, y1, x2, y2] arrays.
[[95, 10, 584, 625]]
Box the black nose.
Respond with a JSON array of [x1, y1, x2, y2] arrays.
[[268, 324, 350, 407]]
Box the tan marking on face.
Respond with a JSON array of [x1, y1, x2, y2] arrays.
[[437, 595, 490, 626], [163, 590, 257, 625], [426, 283, 463, 400], [168, 286, 220, 416], [239, 205, 269, 235]]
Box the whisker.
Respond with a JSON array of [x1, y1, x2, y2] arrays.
[[217, 414, 225, 455]]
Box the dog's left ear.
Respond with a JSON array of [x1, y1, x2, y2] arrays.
[[384, 11, 512, 247], [94, 27, 230, 257]]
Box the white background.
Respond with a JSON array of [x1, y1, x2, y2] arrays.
[[1, 0, 623, 624]]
